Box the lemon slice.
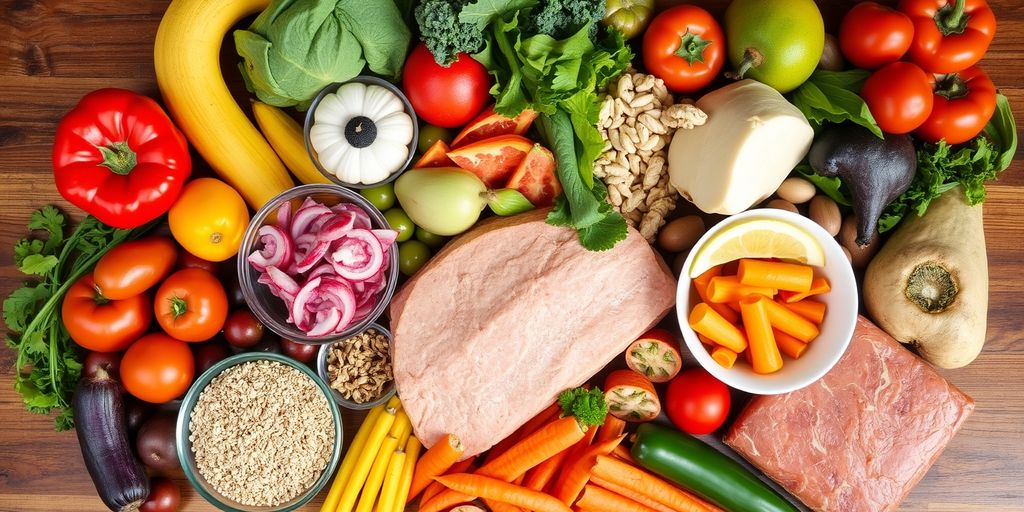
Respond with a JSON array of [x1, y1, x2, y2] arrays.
[[688, 219, 825, 278]]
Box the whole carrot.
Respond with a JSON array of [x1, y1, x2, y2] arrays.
[[523, 446, 571, 491], [434, 473, 571, 512], [595, 415, 627, 445], [591, 455, 713, 512], [590, 476, 678, 512], [577, 483, 660, 512], [419, 456, 476, 505], [407, 433, 465, 502], [551, 434, 625, 506]]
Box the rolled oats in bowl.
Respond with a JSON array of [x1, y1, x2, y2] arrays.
[[188, 359, 336, 507]]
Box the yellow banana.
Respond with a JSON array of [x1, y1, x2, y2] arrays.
[[153, 0, 294, 209], [252, 101, 331, 185]]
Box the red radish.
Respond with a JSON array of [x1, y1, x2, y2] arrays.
[[624, 328, 683, 383]]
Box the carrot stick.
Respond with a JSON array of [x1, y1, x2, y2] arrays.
[[777, 276, 830, 302], [524, 446, 571, 491], [551, 435, 626, 506], [486, 401, 561, 465], [765, 298, 821, 341], [558, 424, 598, 477], [419, 456, 476, 505], [710, 345, 738, 369], [696, 333, 715, 346], [688, 303, 748, 353], [434, 473, 572, 512], [774, 329, 809, 359], [692, 267, 739, 324], [610, 444, 635, 464], [706, 276, 776, 304], [739, 295, 783, 374], [781, 299, 827, 325], [407, 433, 465, 502], [591, 455, 713, 512], [590, 476, 678, 512], [577, 483, 660, 512], [737, 259, 813, 293], [595, 415, 626, 445], [726, 301, 742, 313]]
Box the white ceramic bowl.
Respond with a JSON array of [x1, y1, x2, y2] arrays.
[[676, 209, 858, 395]]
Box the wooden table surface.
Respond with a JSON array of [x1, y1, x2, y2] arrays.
[[0, 1, 1021, 511]]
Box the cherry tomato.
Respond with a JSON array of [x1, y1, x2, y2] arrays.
[[140, 478, 181, 512], [154, 268, 228, 342], [642, 5, 725, 93], [403, 43, 491, 128], [249, 337, 282, 354], [175, 246, 219, 274], [839, 2, 914, 70], [664, 368, 731, 435], [193, 340, 231, 375], [916, 66, 997, 144], [223, 309, 265, 349], [83, 351, 123, 380], [861, 61, 935, 134], [62, 275, 151, 352], [93, 237, 177, 300], [281, 338, 318, 363], [120, 333, 194, 403]]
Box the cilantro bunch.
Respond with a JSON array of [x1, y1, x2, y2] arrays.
[[4, 207, 156, 430]]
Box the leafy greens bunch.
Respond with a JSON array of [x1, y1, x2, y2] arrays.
[[416, 0, 633, 250], [4, 207, 157, 430]]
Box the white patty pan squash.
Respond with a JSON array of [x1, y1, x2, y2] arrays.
[[310, 82, 413, 185]]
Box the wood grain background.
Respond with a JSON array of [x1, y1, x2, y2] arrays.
[[0, 0, 1021, 510]]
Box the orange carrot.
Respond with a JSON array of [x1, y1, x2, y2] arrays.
[[710, 345, 738, 369], [781, 299, 827, 325], [739, 295, 783, 374], [610, 444, 635, 464], [551, 435, 626, 506], [692, 267, 740, 324], [591, 455, 713, 512], [696, 333, 715, 346], [774, 329, 809, 359], [407, 433, 465, 502], [590, 476, 679, 512], [523, 446, 570, 491], [486, 402, 560, 464], [777, 276, 830, 303], [434, 473, 572, 512], [706, 276, 776, 304], [485, 499, 524, 512], [737, 259, 813, 293], [577, 483, 660, 512], [419, 456, 476, 504], [765, 298, 821, 342], [688, 303, 748, 353], [726, 301, 742, 313], [595, 415, 626, 444]]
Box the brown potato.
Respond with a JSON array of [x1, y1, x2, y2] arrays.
[[658, 216, 706, 253]]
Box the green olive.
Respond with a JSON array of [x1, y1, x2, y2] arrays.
[[398, 240, 431, 276], [384, 208, 415, 242], [360, 183, 396, 211], [417, 124, 453, 154], [415, 227, 449, 249]]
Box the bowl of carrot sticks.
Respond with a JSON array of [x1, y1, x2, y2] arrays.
[[676, 209, 858, 395]]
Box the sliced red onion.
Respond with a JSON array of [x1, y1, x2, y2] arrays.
[[276, 200, 293, 232], [329, 230, 384, 281], [291, 277, 322, 331], [317, 212, 357, 242], [332, 203, 373, 229], [307, 308, 342, 337], [290, 204, 333, 240], [265, 266, 300, 297], [248, 225, 293, 272], [307, 263, 336, 279]]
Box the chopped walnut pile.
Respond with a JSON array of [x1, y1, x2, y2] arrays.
[[327, 328, 392, 403]]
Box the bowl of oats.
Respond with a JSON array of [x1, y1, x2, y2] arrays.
[[317, 323, 396, 410], [176, 352, 342, 511]]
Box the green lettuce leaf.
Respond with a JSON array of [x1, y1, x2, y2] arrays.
[[788, 70, 883, 138]]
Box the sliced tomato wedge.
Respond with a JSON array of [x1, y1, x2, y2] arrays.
[[604, 369, 661, 422], [413, 139, 455, 168], [625, 328, 682, 383]]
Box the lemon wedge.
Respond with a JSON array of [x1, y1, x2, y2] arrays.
[[688, 219, 825, 278]]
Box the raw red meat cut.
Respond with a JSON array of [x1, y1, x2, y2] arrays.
[[724, 316, 974, 512]]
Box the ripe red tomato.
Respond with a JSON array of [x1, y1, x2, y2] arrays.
[[223, 309, 265, 349], [62, 274, 152, 353], [154, 268, 228, 342], [403, 43, 491, 128], [120, 333, 195, 403], [861, 62, 935, 134], [281, 338, 318, 363], [140, 478, 181, 512], [839, 2, 914, 70], [664, 368, 731, 435], [642, 5, 725, 93]]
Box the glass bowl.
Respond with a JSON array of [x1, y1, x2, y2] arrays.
[[317, 322, 397, 411], [237, 184, 399, 345], [175, 352, 343, 512], [303, 76, 418, 189]]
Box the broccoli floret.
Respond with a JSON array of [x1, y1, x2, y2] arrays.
[[415, 0, 485, 66], [528, 0, 605, 40], [558, 386, 608, 428]]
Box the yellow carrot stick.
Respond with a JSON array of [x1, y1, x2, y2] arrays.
[[393, 436, 421, 512], [688, 303, 748, 353], [356, 433, 402, 512], [782, 299, 827, 325], [376, 448, 406, 512], [321, 405, 384, 512], [737, 259, 814, 293], [693, 266, 740, 323], [337, 405, 398, 512], [739, 295, 783, 374]]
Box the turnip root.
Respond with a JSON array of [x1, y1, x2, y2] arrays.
[[808, 123, 916, 245], [864, 186, 988, 368]]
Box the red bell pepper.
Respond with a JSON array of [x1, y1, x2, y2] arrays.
[[916, 66, 997, 144], [900, 0, 996, 73], [52, 88, 191, 229]]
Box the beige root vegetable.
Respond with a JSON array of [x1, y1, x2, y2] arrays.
[[864, 187, 988, 368]]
